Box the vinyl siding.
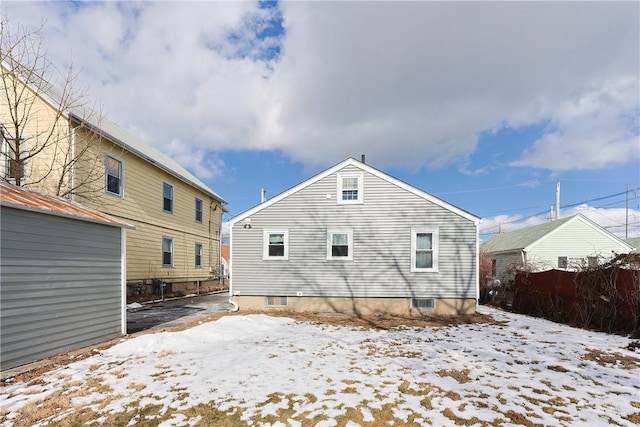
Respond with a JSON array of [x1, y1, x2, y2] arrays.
[[527, 219, 629, 268], [72, 128, 222, 283], [80, 145, 221, 282], [0, 120, 222, 284], [491, 252, 524, 283], [1, 71, 223, 285], [0, 76, 71, 194], [0, 207, 122, 370], [232, 164, 477, 299]]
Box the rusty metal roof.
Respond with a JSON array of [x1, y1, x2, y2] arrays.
[[0, 182, 134, 229]]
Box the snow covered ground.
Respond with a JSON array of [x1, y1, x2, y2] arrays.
[[1, 306, 639, 426]]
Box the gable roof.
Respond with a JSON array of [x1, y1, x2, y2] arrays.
[[229, 157, 480, 225], [481, 214, 633, 254], [0, 182, 133, 228], [2, 61, 225, 203]]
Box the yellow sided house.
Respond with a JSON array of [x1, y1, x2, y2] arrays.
[[1, 61, 226, 297]]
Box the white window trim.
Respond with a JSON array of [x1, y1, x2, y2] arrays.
[[266, 296, 288, 307], [163, 182, 174, 214], [411, 298, 436, 310], [104, 153, 124, 197], [162, 236, 174, 268], [195, 242, 203, 268], [263, 229, 289, 260], [336, 172, 364, 205], [327, 229, 354, 261], [1, 134, 8, 178], [195, 197, 203, 223], [1, 131, 30, 180], [411, 228, 439, 272]]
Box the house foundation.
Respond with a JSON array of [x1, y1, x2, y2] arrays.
[[232, 296, 476, 316]]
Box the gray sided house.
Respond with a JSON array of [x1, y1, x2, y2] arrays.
[[229, 158, 480, 316], [481, 213, 634, 284], [0, 183, 132, 371]]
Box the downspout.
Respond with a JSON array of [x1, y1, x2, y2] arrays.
[[208, 200, 213, 277], [70, 125, 76, 201], [475, 222, 480, 310], [219, 203, 223, 287], [121, 227, 127, 335], [228, 221, 239, 312]]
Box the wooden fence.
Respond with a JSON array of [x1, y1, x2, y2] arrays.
[[513, 267, 639, 335]]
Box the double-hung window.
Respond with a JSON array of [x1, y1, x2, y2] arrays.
[[195, 198, 203, 223], [263, 230, 289, 260], [337, 173, 363, 204], [195, 242, 203, 268], [162, 236, 174, 267], [1, 130, 30, 182], [163, 182, 174, 213], [327, 229, 353, 260], [105, 155, 123, 196], [411, 228, 438, 272]]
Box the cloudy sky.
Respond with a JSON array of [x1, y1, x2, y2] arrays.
[[2, 1, 639, 239]]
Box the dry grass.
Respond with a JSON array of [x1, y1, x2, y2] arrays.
[[251, 309, 501, 331], [436, 368, 472, 383], [582, 348, 640, 370]]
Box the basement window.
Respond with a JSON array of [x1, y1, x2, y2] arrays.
[[266, 296, 288, 307], [411, 298, 435, 310]]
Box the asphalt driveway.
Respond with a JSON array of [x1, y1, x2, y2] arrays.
[[127, 292, 232, 333]]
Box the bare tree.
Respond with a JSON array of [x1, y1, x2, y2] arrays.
[[0, 14, 111, 201]]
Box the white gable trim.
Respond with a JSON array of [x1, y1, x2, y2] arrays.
[[229, 158, 480, 226], [526, 214, 634, 253]]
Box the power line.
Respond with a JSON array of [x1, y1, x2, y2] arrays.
[[435, 181, 541, 195], [479, 187, 640, 236]]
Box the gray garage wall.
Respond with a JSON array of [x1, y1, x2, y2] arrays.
[[1, 206, 123, 370]]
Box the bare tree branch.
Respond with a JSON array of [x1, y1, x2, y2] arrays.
[[1, 13, 119, 202]]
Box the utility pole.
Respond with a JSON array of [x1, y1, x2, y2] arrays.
[[555, 179, 560, 220], [626, 185, 629, 239]]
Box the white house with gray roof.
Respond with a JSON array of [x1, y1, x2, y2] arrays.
[[481, 214, 634, 283]]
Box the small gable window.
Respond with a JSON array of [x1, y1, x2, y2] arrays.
[[337, 173, 363, 204]]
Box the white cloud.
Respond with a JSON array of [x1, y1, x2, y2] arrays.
[[511, 77, 640, 170], [2, 1, 638, 175]]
